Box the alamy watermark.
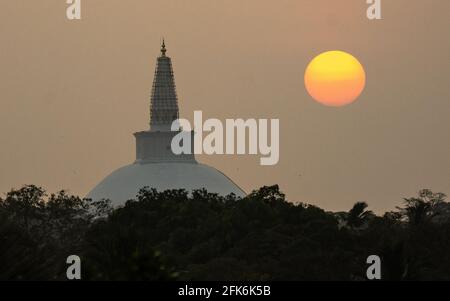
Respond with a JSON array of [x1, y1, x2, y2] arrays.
[[366, 255, 381, 280], [66, 255, 81, 280], [171, 111, 280, 166], [66, 0, 81, 20], [64, 253, 380, 280], [367, 0, 382, 20], [66, 1, 382, 21]]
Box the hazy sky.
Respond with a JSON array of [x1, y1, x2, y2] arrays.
[[0, 0, 449, 212]]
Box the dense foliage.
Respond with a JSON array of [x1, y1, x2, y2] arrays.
[[0, 185, 449, 280]]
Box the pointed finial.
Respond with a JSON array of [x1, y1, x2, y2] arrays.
[[161, 38, 166, 56]]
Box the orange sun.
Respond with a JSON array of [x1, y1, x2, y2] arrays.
[[304, 51, 366, 107]]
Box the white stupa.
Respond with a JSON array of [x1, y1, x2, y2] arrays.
[[87, 41, 245, 206]]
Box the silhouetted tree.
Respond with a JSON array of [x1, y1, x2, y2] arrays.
[[346, 201, 373, 229], [0, 185, 111, 280], [398, 189, 446, 226]]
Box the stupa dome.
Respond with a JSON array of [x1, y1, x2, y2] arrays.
[[87, 162, 245, 206]]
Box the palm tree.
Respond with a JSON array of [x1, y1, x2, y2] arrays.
[[346, 201, 373, 229], [398, 189, 447, 226]]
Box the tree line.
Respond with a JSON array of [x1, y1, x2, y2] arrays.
[[0, 185, 449, 280]]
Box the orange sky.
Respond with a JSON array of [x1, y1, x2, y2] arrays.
[[0, 0, 449, 213]]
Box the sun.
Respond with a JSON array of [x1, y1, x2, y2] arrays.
[[304, 51, 366, 107]]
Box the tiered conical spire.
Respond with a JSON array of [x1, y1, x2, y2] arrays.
[[150, 40, 180, 131]]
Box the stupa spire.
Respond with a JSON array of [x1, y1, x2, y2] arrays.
[[161, 38, 166, 56], [149, 40, 179, 131]]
